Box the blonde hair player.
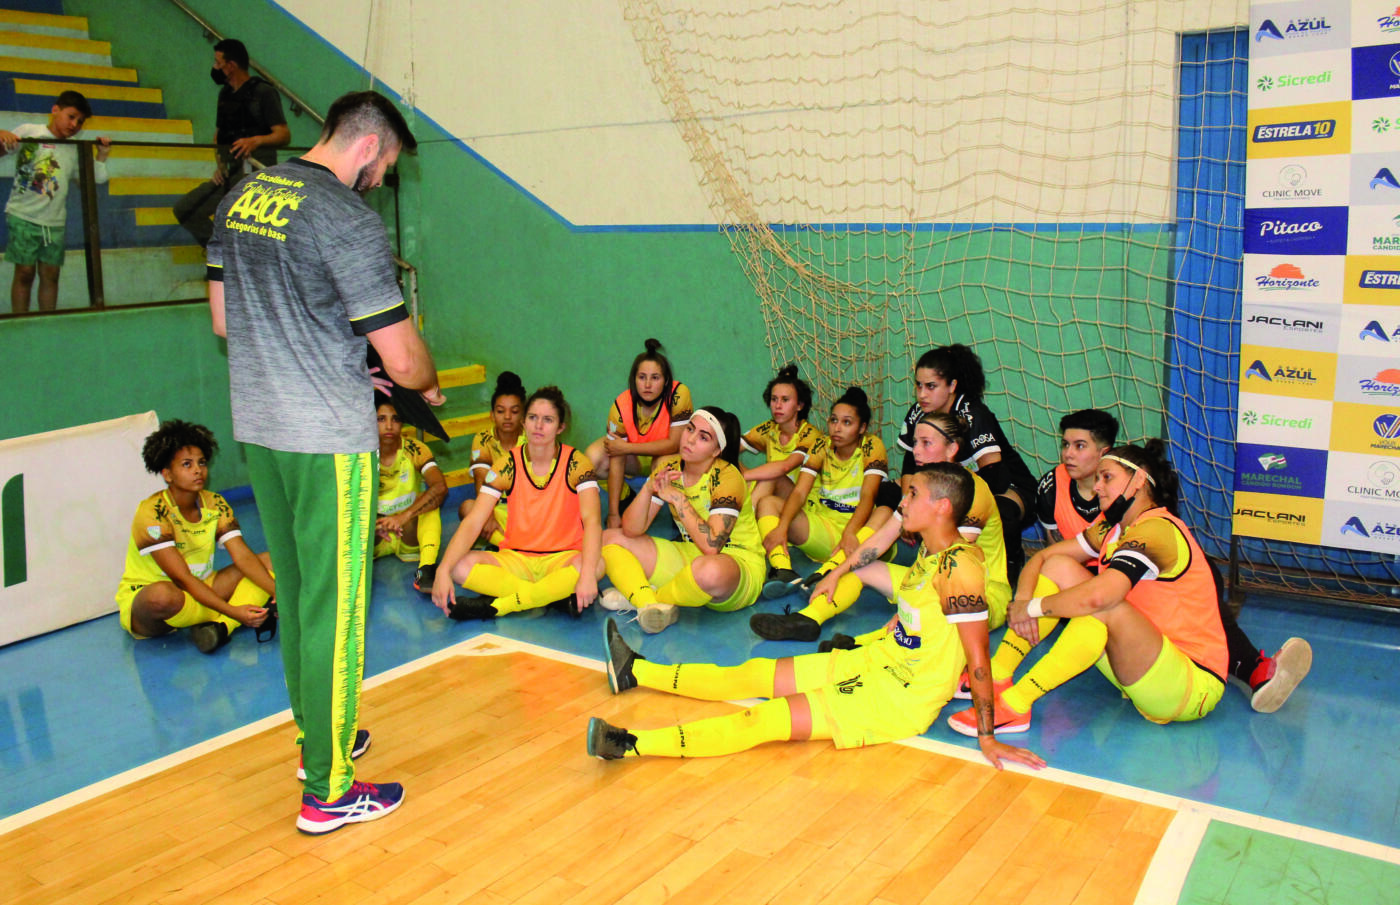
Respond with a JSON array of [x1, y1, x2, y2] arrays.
[[587, 463, 1045, 772]]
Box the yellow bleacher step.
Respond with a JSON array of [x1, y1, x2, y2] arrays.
[[109, 176, 205, 196], [170, 246, 204, 266], [0, 31, 109, 56], [438, 364, 485, 389], [0, 10, 88, 33], [12, 77, 160, 104], [113, 146, 214, 162], [442, 411, 491, 439], [133, 207, 177, 226], [0, 56, 136, 83], [444, 467, 476, 489], [85, 115, 192, 136]]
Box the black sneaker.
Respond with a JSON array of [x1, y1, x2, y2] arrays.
[[761, 567, 803, 599], [586, 717, 638, 760], [818, 633, 858, 653], [191, 621, 230, 654], [749, 610, 821, 642], [256, 600, 278, 643], [413, 563, 438, 593], [799, 568, 829, 590], [548, 594, 582, 619], [603, 617, 643, 694], [447, 596, 498, 621]]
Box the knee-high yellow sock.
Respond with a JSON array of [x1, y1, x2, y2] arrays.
[[656, 565, 712, 607], [416, 508, 442, 566], [224, 578, 272, 632], [495, 566, 580, 615], [1001, 615, 1108, 713], [602, 544, 659, 608], [758, 514, 791, 569], [816, 525, 875, 573], [462, 562, 521, 598], [632, 657, 778, 701], [990, 574, 1062, 680], [629, 698, 794, 757], [797, 572, 862, 625]]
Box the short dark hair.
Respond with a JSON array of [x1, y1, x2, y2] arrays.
[[911, 461, 974, 524], [915, 344, 986, 401], [54, 90, 91, 119], [213, 38, 250, 71], [142, 420, 218, 474], [1059, 409, 1119, 448], [321, 91, 417, 154], [526, 385, 571, 428]]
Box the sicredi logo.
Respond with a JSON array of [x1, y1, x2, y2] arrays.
[[1372, 167, 1400, 190], [1253, 262, 1321, 290], [1255, 17, 1332, 41], [1241, 409, 1314, 429], [1256, 70, 1334, 92], [1253, 120, 1336, 142], [1360, 369, 1400, 397], [1360, 269, 1400, 288]]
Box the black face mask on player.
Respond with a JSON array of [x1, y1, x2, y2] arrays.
[[210, 67, 227, 86]]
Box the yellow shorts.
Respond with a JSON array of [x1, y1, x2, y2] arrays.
[[116, 574, 219, 639], [795, 646, 954, 749], [374, 533, 421, 561], [650, 538, 765, 612], [795, 502, 852, 563], [487, 549, 580, 581], [1097, 635, 1225, 724]]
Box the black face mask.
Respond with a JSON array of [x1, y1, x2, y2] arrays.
[[210, 67, 227, 86]]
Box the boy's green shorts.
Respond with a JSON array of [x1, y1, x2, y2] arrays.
[[5, 215, 65, 267]]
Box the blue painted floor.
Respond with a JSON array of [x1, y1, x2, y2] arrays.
[[2, 490, 1398, 852]]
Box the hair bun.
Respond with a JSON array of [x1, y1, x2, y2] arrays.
[[776, 363, 800, 381], [644, 338, 663, 354], [842, 386, 867, 404], [495, 370, 525, 394]]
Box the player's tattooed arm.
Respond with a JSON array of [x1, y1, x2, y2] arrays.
[[697, 513, 736, 551], [851, 546, 879, 570]]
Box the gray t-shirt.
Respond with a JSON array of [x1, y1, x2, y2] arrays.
[[207, 158, 407, 454]]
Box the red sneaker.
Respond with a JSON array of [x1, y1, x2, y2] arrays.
[[1248, 637, 1312, 714], [947, 683, 1028, 737]]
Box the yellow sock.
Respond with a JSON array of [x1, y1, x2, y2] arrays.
[[656, 565, 711, 607], [223, 577, 272, 632], [817, 525, 875, 572], [602, 544, 659, 608], [989, 574, 1062, 680], [462, 562, 521, 598], [629, 698, 793, 757], [797, 572, 861, 625], [495, 566, 580, 615], [416, 508, 442, 566], [488, 528, 506, 547], [632, 656, 777, 700], [767, 546, 792, 570], [1002, 615, 1109, 713]]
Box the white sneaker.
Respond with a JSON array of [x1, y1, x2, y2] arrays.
[[637, 603, 679, 634], [599, 588, 636, 612]]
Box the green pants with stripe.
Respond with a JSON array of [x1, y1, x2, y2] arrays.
[[246, 444, 376, 802]]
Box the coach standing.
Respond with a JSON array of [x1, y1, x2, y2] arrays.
[[208, 91, 441, 835]]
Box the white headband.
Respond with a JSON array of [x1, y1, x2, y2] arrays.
[[692, 409, 728, 452], [1102, 454, 1156, 485]]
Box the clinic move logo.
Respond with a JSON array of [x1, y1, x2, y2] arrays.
[[2, 474, 24, 587]]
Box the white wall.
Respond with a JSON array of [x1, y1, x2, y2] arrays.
[[279, 0, 1248, 226]]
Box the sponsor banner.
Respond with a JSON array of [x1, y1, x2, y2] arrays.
[[1249, 155, 1351, 206], [1343, 254, 1400, 302], [1350, 151, 1400, 203], [1351, 42, 1400, 100], [1243, 205, 1348, 254], [1346, 204, 1400, 254], [1349, 96, 1400, 152], [1242, 253, 1345, 304], [1324, 449, 1400, 503], [1236, 392, 1334, 447], [1355, 3, 1400, 47], [1234, 442, 1329, 496], [1251, 8, 1351, 57], [1336, 304, 1400, 353], [1231, 490, 1325, 544], [1247, 101, 1352, 157], [1242, 301, 1340, 351], [1238, 344, 1338, 399], [1329, 400, 1400, 454], [1320, 500, 1400, 552], [1250, 48, 1350, 106], [1333, 353, 1400, 403]]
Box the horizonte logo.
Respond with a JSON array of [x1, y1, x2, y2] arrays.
[[1254, 262, 1321, 289]]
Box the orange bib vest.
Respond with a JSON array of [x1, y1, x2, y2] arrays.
[[502, 444, 584, 554]]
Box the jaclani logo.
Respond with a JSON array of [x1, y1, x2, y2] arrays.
[[1246, 313, 1323, 333], [1253, 262, 1321, 290]]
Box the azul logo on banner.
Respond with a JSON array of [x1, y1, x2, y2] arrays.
[[1252, 118, 1337, 142], [1256, 17, 1333, 41], [1360, 369, 1400, 397], [1373, 167, 1400, 190], [1253, 262, 1321, 291], [1244, 207, 1347, 255], [1360, 320, 1400, 341], [1235, 443, 1326, 496], [1245, 359, 1318, 385], [1353, 44, 1400, 100], [1339, 515, 1400, 540], [1360, 269, 1400, 289]]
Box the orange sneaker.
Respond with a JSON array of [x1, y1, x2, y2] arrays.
[[947, 684, 1029, 737]]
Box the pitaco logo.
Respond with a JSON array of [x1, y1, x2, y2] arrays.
[[1253, 262, 1321, 290]]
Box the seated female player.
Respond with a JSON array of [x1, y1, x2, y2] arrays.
[[754, 386, 887, 599], [743, 364, 824, 568], [455, 371, 526, 547], [432, 386, 602, 620], [585, 338, 693, 529], [598, 406, 764, 634], [948, 440, 1228, 736], [752, 411, 1012, 642], [586, 463, 1045, 773], [374, 401, 448, 593], [115, 419, 276, 653], [896, 344, 1037, 583]]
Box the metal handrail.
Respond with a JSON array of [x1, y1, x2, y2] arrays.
[[161, 0, 325, 126]]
